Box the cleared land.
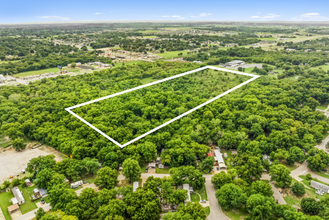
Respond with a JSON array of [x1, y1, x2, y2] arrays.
[[72, 68, 252, 145], [0, 147, 63, 184]]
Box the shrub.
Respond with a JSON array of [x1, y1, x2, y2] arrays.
[[291, 182, 305, 196]]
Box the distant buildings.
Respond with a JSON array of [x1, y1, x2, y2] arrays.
[[222, 60, 246, 68]]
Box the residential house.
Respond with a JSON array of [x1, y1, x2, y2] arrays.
[[71, 180, 83, 189], [311, 180, 329, 195], [12, 187, 25, 204], [214, 150, 227, 170], [148, 163, 156, 169]]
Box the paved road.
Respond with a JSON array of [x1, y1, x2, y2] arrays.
[[204, 175, 230, 220], [315, 133, 329, 152], [260, 174, 286, 205], [75, 183, 97, 196], [14, 204, 51, 220]]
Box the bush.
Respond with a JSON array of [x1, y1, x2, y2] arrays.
[[11, 178, 21, 187], [306, 173, 312, 180], [291, 182, 305, 196]]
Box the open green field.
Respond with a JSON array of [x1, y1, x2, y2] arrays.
[[139, 30, 160, 33], [142, 36, 158, 38], [259, 37, 277, 41], [317, 105, 328, 110], [311, 64, 329, 71], [15, 68, 60, 77], [0, 191, 13, 220], [223, 207, 248, 220], [113, 60, 143, 68], [158, 50, 189, 59], [0, 134, 10, 148], [19, 186, 37, 214], [155, 167, 170, 174], [140, 77, 158, 85], [204, 206, 210, 216]]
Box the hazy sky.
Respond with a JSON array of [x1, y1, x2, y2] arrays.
[[1, 0, 329, 23]]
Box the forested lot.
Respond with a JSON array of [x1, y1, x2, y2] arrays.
[[1, 60, 329, 219], [73, 69, 250, 145]]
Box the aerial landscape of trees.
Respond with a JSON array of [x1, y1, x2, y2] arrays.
[[1, 23, 329, 220]]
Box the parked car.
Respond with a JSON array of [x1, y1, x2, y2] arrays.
[[216, 167, 219, 171], [41, 199, 45, 204], [200, 200, 206, 203], [84, 181, 88, 184], [145, 169, 148, 173]]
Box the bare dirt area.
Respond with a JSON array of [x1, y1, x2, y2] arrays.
[[0, 146, 64, 184]]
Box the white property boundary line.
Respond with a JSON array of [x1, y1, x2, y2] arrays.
[[66, 66, 260, 148]]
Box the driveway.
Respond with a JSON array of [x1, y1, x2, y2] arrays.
[[315, 134, 329, 152], [13, 204, 51, 220], [260, 174, 286, 205], [204, 176, 230, 220], [75, 183, 97, 196]]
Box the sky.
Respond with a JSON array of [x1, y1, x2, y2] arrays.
[[1, 0, 329, 23]]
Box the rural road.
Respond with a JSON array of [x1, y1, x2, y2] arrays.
[[260, 174, 286, 205]]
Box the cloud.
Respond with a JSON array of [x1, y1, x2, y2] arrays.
[[162, 15, 184, 18], [263, 13, 281, 18], [94, 12, 103, 15], [250, 13, 281, 20], [190, 13, 212, 18], [294, 12, 329, 21], [37, 16, 69, 20]]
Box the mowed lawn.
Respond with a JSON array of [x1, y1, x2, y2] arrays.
[[158, 50, 189, 59], [15, 68, 60, 77], [0, 191, 14, 220]]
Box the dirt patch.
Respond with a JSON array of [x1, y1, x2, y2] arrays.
[[4, 136, 10, 141], [148, 168, 156, 174], [10, 209, 22, 219], [0, 146, 63, 184]]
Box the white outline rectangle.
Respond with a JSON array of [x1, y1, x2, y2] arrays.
[[66, 66, 260, 148]]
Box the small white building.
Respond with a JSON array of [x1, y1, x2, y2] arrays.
[[70, 180, 83, 189], [311, 180, 329, 195], [133, 182, 139, 192], [214, 150, 227, 170]]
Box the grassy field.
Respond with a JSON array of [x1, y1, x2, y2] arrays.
[[299, 175, 329, 186], [155, 167, 170, 174], [0, 191, 13, 220], [220, 150, 234, 169], [259, 37, 277, 41], [141, 77, 158, 85], [19, 186, 37, 214], [142, 36, 158, 38], [158, 50, 189, 59], [194, 184, 207, 200], [316, 105, 328, 110], [311, 64, 329, 71], [15, 68, 60, 77], [204, 206, 210, 216], [191, 193, 200, 202], [223, 207, 248, 220], [0, 134, 10, 148], [113, 60, 143, 68]]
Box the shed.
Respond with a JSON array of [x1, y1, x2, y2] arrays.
[[8, 204, 19, 214], [40, 188, 48, 197], [148, 163, 156, 169], [25, 179, 32, 186]]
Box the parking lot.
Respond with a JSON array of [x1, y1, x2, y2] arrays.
[[0, 146, 63, 184]]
